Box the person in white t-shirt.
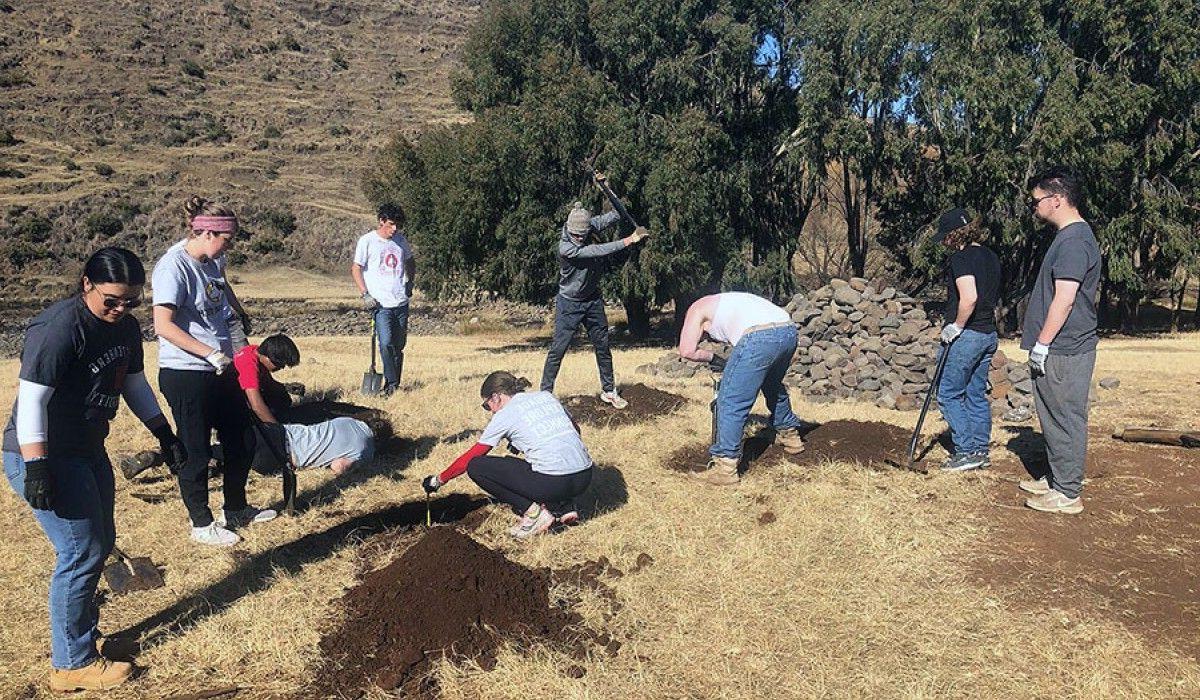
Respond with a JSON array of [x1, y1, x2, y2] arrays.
[[420, 371, 593, 539], [351, 203, 416, 395], [678, 292, 806, 485]]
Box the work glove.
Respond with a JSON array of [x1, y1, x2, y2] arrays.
[[240, 313, 253, 337], [940, 323, 962, 345], [1028, 342, 1050, 377], [593, 171, 607, 186], [707, 354, 728, 373], [151, 423, 188, 475], [205, 350, 231, 374], [23, 457, 54, 510], [362, 292, 378, 311], [631, 226, 650, 244], [421, 475, 442, 495]]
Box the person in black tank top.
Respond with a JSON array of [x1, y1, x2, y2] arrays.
[[933, 209, 1001, 472]]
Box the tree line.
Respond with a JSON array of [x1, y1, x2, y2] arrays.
[[364, 0, 1200, 334]]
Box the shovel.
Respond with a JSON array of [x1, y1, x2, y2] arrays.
[[361, 316, 384, 396], [103, 545, 165, 595], [904, 343, 952, 472]]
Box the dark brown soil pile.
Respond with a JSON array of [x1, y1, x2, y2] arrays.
[[317, 527, 597, 697], [563, 383, 687, 428], [668, 420, 911, 474]]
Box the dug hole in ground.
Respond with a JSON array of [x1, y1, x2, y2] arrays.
[[0, 309, 1198, 698]]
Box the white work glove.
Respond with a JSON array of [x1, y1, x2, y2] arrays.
[[205, 350, 232, 374], [1028, 342, 1050, 377], [940, 323, 962, 345], [362, 292, 378, 311]]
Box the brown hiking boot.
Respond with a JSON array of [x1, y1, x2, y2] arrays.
[[119, 451, 162, 480], [691, 456, 739, 486], [49, 658, 133, 692], [775, 427, 805, 455]]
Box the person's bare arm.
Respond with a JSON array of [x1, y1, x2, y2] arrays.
[[330, 457, 353, 475], [678, 299, 714, 362], [153, 304, 220, 358], [953, 275, 978, 327], [244, 387, 278, 424], [1037, 279, 1081, 345], [351, 263, 367, 295]]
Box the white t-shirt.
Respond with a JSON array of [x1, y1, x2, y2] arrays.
[[707, 292, 790, 346], [353, 230, 414, 308], [151, 240, 234, 371], [479, 391, 591, 476]]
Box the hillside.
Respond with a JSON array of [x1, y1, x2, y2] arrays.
[[0, 0, 477, 292]]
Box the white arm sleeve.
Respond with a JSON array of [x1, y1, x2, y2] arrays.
[[16, 380, 54, 446], [121, 372, 164, 423]]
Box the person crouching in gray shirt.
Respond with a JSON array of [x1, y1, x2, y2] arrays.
[[540, 172, 648, 409], [1019, 167, 1101, 515], [249, 416, 376, 476]]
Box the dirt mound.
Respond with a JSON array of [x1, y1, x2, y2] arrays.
[[668, 420, 911, 474], [563, 383, 687, 428], [317, 527, 599, 697]]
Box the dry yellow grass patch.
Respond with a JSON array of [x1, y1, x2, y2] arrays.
[[0, 329, 1197, 698]]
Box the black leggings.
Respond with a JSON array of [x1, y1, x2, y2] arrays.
[[159, 368, 253, 527], [466, 456, 592, 516]]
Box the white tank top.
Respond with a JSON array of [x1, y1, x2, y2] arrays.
[[707, 292, 790, 346]]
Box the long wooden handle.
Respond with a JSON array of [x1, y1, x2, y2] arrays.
[[1112, 427, 1200, 446]]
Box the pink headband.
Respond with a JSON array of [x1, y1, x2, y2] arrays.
[[191, 216, 239, 233]]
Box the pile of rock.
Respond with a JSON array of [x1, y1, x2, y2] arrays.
[[986, 350, 1036, 421], [635, 341, 725, 380], [781, 278, 940, 410]]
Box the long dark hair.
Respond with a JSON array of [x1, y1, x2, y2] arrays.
[[480, 371, 531, 398], [81, 247, 145, 290]]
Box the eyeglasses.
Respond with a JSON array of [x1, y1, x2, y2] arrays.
[[90, 288, 142, 309], [1028, 194, 1056, 210]]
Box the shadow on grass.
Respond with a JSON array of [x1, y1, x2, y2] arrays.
[[1002, 425, 1048, 479], [575, 463, 628, 520], [283, 434, 440, 513], [109, 494, 490, 655]]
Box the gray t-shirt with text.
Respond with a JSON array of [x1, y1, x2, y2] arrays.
[[480, 391, 591, 475], [284, 417, 375, 471], [1021, 221, 1101, 355], [151, 241, 234, 371]]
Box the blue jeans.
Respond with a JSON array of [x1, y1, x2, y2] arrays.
[[712, 325, 803, 458], [936, 329, 998, 455], [374, 304, 410, 390], [4, 451, 115, 670], [541, 295, 614, 393]]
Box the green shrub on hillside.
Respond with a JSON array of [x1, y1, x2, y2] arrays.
[[94, 163, 114, 177], [0, 128, 18, 146], [84, 212, 123, 238], [181, 60, 205, 79]]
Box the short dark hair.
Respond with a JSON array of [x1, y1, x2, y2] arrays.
[[1030, 167, 1084, 209], [259, 334, 300, 369], [83, 247, 145, 287], [479, 371, 531, 398], [377, 203, 405, 226]]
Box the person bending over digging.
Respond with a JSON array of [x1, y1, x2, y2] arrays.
[[540, 172, 649, 409], [422, 371, 593, 538], [933, 208, 1001, 472], [232, 333, 301, 424], [3, 248, 187, 692], [246, 415, 379, 476], [678, 292, 805, 485]]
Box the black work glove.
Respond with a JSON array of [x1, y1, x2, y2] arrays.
[[707, 354, 728, 373], [241, 313, 253, 337], [23, 457, 54, 510], [421, 475, 442, 495], [151, 423, 188, 475]]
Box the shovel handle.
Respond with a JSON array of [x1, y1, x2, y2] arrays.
[[906, 345, 951, 467]]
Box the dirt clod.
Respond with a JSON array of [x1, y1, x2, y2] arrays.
[[669, 420, 911, 474], [631, 552, 655, 572], [563, 383, 687, 428], [758, 511, 777, 525], [317, 527, 601, 697]]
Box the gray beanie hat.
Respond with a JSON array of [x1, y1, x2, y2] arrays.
[[566, 202, 591, 236]]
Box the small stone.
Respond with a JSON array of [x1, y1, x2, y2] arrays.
[[1002, 406, 1033, 423], [875, 392, 897, 409], [991, 350, 1009, 368], [895, 394, 920, 411], [833, 286, 863, 306], [795, 336, 813, 349], [1013, 378, 1033, 394], [859, 379, 881, 392], [635, 364, 656, 375], [1098, 377, 1120, 390]]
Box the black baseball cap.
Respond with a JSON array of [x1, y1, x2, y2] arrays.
[[933, 208, 971, 243]]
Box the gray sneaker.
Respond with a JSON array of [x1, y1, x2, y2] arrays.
[[941, 452, 988, 472], [218, 505, 278, 529], [1018, 476, 1051, 495]]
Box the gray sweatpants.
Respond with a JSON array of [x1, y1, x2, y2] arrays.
[[1032, 350, 1096, 499]]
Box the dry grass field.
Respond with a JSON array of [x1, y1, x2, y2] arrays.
[[0, 286, 1198, 697]]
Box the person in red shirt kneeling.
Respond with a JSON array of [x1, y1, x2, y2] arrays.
[[232, 334, 301, 424], [422, 371, 593, 539]]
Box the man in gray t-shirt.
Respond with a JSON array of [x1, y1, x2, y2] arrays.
[[1018, 167, 1102, 515], [283, 417, 375, 475]]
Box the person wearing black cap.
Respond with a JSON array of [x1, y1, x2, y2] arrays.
[[933, 208, 1001, 471]]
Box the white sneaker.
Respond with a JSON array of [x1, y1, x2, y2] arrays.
[[191, 522, 241, 547], [599, 391, 628, 409], [1018, 476, 1051, 495], [509, 504, 554, 539], [218, 506, 278, 529]]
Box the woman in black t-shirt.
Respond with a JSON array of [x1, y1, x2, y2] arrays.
[[2, 248, 186, 693], [933, 209, 1002, 472]]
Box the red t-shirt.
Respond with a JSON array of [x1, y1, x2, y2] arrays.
[[233, 344, 263, 391]]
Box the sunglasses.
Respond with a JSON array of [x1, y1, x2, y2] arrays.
[[1028, 194, 1056, 210], [90, 288, 142, 310], [481, 394, 495, 411]]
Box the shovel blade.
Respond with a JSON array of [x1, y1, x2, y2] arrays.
[[103, 557, 164, 595], [361, 371, 384, 396]]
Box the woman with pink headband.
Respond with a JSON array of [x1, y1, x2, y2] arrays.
[[151, 196, 276, 547]]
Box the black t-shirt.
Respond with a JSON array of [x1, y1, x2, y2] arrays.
[[3, 297, 144, 458], [945, 244, 1001, 333]]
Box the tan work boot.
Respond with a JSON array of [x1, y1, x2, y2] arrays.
[[49, 658, 134, 692], [691, 456, 739, 486], [774, 427, 805, 455]]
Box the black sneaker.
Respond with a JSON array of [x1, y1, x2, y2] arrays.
[[941, 451, 988, 472]]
